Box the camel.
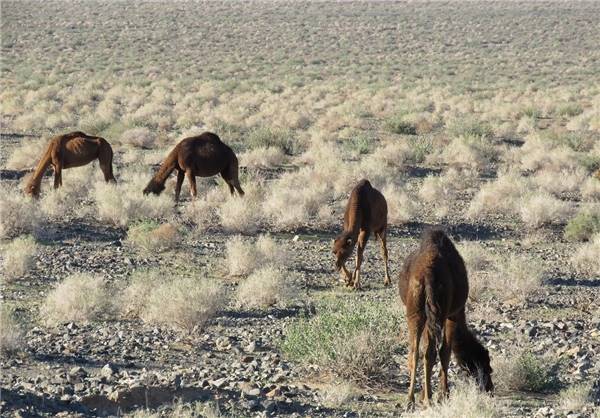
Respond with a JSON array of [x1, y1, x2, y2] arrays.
[[332, 179, 391, 289], [143, 132, 244, 201], [398, 228, 493, 407], [24, 131, 115, 197]]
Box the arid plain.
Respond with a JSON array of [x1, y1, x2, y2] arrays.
[[1, 1, 599, 417]]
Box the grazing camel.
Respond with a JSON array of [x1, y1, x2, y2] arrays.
[[332, 179, 391, 289], [24, 131, 115, 197], [398, 228, 493, 407], [143, 132, 244, 201]]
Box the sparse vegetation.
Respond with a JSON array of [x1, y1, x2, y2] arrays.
[[0, 306, 23, 357], [126, 221, 179, 253], [2, 235, 38, 281], [41, 273, 112, 326], [495, 350, 559, 392], [139, 276, 225, 332], [0, 186, 40, 239], [564, 209, 600, 241], [235, 266, 293, 309], [282, 297, 404, 384]]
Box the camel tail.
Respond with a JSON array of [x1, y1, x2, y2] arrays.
[[143, 145, 179, 195], [25, 142, 53, 197], [424, 272, 443, 354]]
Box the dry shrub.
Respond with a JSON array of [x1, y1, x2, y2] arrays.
[[419, 169, 473, 218], [319, 382, 356, 408], [571, 233, 600, 276], [381, 183, 417, 224], [126, 222, 179, 253], [2, 235, 38, 281], [120, 127, 157, 149], [494, 349, 558, 392], [0, 186, 40, 238], [581, 177, 600, 201], [139, 276, 225, 332], [518, 136, 581, 173], [405, 379, 503, 418], [182, 187, 226, 234], [467, 172, 529, 219], [94, 173, 173, 226], [235, 266, 292, 309], [120, 269, 163, 318], [225, 234, 287, 276], [492, 255, 544, 302], [519, 193, 572, 228], [0, 306, 23, 357], [435, 134, 496, 171], [5, 138, 47, 170], [558, 383, 594, 413], [217, 184, 263, 234], [41, 273, 112, 326], [458, 241, 493, 301], [240, 146, 286, 168], [532, 167, 587, 195]]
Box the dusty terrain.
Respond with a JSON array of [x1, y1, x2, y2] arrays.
[[1, 1, 600, 417]]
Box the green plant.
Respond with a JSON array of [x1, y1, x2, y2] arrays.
[[281, 297, 404, 384], [447, 119, 494, 138], [564, 210, 600, 241], [385, 114, 417, 135], [496, 350, 559, 393]]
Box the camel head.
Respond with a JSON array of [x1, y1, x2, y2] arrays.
[[143, 178, 165, 196], [332, 232, 355, 270], [24, 179, 41, 198], [465, 345, 494, 393]]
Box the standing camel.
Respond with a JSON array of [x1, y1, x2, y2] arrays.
[[24, 131, 115, 197], [398, 228, 493, 408], [143, 132, 244, 201], [332, 179, 391, 289]]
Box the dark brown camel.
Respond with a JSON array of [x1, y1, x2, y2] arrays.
[[143, 132, 244, 201], [25, 131, 115, 197], [398, 228, 493, 407], [332, 179, 391, 289]]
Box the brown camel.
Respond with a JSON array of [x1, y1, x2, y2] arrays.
[[24, 131, 115, 197], [332, 179, 391, 289], [143, 132, 244, 201], [398, 228, 493, 407]]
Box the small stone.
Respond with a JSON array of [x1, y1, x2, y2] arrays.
[[266, 387, 282, 398], [241, 355, 254, 363], [100, 363, 118, 379], [210, 377, 227, 389], [74, 383, 86, 392]]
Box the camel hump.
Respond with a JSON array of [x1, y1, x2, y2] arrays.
[[356, 178, 372, 189], [421, 227, 452, 250]]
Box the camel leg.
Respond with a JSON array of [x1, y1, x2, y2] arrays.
[[439, 318, 455, 401], [186, 170, 197, 199], [221, 170, 245, 197], [53, 164, 62, 189], [422, 332, 436, 407], [99, 146, 116, 183], [340, 263, 353, 285], [378, 228, 392, 286], [407, 317, 423, 408], [175, 170, 185, 202], [352, 229, 369, 290]]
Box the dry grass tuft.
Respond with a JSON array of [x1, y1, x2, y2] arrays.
[[41, 273, 112, 326], [126, 221, 179, 253], [405, 379, 503, 418], [557, 383, 594, 413], [235, 266, 293, 309], [571, 233, 600, 276], [120, 127, 157, 149], [2, 235, 38, 281], [225, 234, 288, 276], [467, 172, 529, 219], [0, 306, 24, 357], [519, 193, 572, 228], [139, 276, 225, 332], [0, 186, 40, 239], [240, 146, 286, 168], [494, 348, 558, 392], [217, 185, 263, 234], [319, 382, 356, 408]]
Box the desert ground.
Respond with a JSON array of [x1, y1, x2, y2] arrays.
[[1, 1, 599, 417]]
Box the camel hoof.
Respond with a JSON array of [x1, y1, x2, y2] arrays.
[[384, 278, 391, 287], [405, 400, 415, 412]]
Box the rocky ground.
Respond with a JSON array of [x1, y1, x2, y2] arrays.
[[1, 137, 600, 418]]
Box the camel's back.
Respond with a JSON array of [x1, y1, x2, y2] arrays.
[[178, 132, 234, 175], [399, 229, 468, 311], [344, 179, 387, 231]]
